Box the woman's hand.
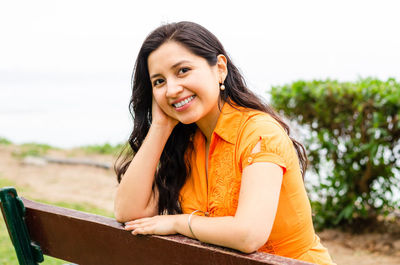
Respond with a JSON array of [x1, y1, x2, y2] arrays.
[[151, 96, 178, 130], [124, 215, 179, 236]]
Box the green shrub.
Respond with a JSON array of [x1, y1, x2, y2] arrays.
[[270, 77, 400, 229]]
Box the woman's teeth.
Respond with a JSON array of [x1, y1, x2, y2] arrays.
[[173, 96, 195, 108]]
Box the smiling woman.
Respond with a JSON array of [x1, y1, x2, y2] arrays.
[[148, 41, 225, 134], [113, 21, 336, 265]]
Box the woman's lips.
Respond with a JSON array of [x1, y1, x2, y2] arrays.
[[172, 95, 196, 111]]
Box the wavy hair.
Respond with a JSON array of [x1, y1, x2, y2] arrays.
[[115, 21, 308, 215]]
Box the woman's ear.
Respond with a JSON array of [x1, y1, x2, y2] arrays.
[[216, 54, 228, 83]]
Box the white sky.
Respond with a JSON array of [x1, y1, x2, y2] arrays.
[[1, 0, 400, 147]]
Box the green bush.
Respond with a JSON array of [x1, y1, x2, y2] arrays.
[[270, 77, 400, 229]]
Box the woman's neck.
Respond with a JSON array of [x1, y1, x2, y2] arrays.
[[196, 101, 225, 143]]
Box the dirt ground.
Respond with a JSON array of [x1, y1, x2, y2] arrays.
[[1, 144, 399, 265]]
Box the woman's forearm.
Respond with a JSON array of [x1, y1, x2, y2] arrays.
[[174, 214, 266, 253], [114, 124, 172, 222], [125, 213, 269, 253], [122, 161, 280, 254]]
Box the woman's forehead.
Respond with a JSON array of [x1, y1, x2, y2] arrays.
[[147, 41, 201, 73]]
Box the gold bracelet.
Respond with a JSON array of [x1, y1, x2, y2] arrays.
[[188, 210, 204, 240]]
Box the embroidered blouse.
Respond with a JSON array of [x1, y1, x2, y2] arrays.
[[179, 103, 335, 265]]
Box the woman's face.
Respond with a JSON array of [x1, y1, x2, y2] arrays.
[[148, 41, 226, 127]]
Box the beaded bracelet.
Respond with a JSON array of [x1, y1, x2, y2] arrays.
[[188, 210, 208, 240]]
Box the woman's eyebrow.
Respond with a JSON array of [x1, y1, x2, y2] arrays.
[[171, 60, 191, 69], [150, 60, 191, 79]]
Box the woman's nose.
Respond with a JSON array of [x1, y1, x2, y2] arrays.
[[165, 80, 184, 98]]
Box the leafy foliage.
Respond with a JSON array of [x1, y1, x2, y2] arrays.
[[270, 77, 400, 229]]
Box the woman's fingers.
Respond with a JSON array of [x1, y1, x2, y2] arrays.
[[124, 224, 136, 231], [124, 217, 155, 232], [131, 225, 155, 235], [124, 217, 152, 226], [123, 215, 176, 236], [127, 222, 156, 235]]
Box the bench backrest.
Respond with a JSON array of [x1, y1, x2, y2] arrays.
[[0, 187, 314, 265]]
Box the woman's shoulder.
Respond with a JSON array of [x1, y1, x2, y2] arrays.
[[236, 107, 295, 159], [220, 103, 291, 147], [233, 107, 294, 172], [238, 107, 287, 137]]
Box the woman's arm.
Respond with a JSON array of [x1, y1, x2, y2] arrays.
[[114, 98, 178, 223], [114, 125, 170, 221], [125, 161, 283, 253], [114, 124, 172, 222], [178, 162, 283, 253]]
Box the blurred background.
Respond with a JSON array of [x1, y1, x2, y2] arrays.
[[1, 1, 400, 264], [1, 0, 399, 147]]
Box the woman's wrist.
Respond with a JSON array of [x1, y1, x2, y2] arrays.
[[148, 123, 175, 141], [174, 214, 190, 237], [150, 122, 176, 135]]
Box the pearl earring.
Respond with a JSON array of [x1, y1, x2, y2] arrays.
[[220, 83, 225, 90]]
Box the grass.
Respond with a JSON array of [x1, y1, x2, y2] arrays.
[[0, 178, 16, 189], [0, 139, 118, 263], [80, 142, 124, 155], [1, 136, 125, 157], [11, 143, 56, 159], [35, 199, 114, 218], [0, 137, 12, 145], [0, 178, 113, 264]]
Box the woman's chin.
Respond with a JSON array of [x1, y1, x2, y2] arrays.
[[178, 119, 197, 125]]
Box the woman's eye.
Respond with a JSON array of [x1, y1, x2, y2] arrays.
[[179, 67, 190, 74], [153, 79, 164, 86]]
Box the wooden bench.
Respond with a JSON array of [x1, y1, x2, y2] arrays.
[[0, 187, 314, 265]]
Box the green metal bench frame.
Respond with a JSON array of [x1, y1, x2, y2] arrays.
[[0, 187, 44, 265]]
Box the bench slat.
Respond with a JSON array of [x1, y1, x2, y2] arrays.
[[21, 198, 312, 265], [1, 187, 315, 265]]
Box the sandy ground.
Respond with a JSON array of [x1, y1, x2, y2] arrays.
[[1, 144, 399, 265], [0, 145, 118, 212]]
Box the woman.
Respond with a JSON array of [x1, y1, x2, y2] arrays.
[[114, 21, 335, 265]]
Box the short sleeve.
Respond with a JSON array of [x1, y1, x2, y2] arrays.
[[239, 116, 293, 174]]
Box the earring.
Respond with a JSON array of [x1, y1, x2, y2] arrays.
[[220, 83, 225, 90]]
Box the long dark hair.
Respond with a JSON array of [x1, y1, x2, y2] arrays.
[[115, 21, 308, 215]]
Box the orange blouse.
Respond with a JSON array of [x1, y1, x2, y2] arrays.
[[179, 103, 335, 265]]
